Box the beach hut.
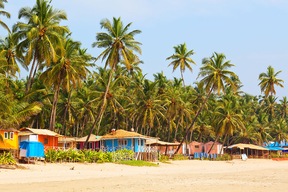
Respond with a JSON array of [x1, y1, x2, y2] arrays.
[[58, 136, 77, 150], [188, 141, 204, 155], [204, 141, 223, 154], [0, 128, 19, 151], [100, 129, 147, 152], [227, 143, 269, 159], [146, 138, 180, 156], [18, 128, 60, 150], [76, 134, 101, 150]]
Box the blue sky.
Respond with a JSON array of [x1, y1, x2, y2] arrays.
[[1, 0, 288, 98]]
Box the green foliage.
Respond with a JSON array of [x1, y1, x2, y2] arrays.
[[172, 154, 189, 160], [159, 154, 170, 162], [215, 153, 232, 161], [117, 160, 158, 167], [111, 149, 135, 162], [45, 149, 112, 163], [0, 151, 17, 165]]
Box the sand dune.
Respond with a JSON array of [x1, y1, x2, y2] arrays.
[[0, 159, 287, 192]]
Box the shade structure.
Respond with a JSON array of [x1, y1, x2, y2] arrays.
[[227, 143, 268, 151]]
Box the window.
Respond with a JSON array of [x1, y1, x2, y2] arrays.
[[44, 138, 48, 145], [10, 132, 14, 140], [118, 139, 128, 146], [4, 132, 8, 139], [195, 145, 199, 149]]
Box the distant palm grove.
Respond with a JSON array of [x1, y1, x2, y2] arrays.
[[0, 0, 287, 148]]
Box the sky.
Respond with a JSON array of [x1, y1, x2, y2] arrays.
[[1, 0, 288, 98]]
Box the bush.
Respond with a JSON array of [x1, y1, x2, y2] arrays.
[[215, 153, 232, 161], [0, 152, 17, 165], [172, 154, 189, 160], [112, 149, 134, 162]]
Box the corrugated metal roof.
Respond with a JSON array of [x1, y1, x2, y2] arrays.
[[19, 127, 60, 137], [76, 134, 101, 142], [228, 143, 268, 150], [146, 138, 179, 146]]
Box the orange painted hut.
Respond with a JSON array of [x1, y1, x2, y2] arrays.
[[19, 128, 60, 150]]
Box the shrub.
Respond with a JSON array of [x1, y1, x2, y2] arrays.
[[172, 154, 189, 160], [215, 153, 232, 161], [112, 149, 134, 162], [0, 152, 17, 165]]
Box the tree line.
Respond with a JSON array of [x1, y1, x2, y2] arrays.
[[0, 0, 287, 148]]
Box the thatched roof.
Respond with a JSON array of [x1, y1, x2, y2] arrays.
[[19, 127, 60, 137], [76, 134, 101, 142], [227, 143, 268, 151], [101, 129, 146, 140]]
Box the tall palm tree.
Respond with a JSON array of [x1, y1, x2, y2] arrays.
[[85, 17, 141, 146], [258, 66, 283, 97], [166, 43, 195, 87], [0, 0, 10, 33], [40, 38, 91, 131], [174, 52, 238, 154], [12, 0, 69, 92]]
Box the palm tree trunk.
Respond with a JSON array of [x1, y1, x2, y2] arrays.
[[174, 87, 213, 155], [180, 71, 185, 87], [26, 57, 37, 93], [84, 69, 114, 148], [49, 83, 61, 131]]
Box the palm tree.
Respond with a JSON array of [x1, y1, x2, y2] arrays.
[[278, 96, 288, 119], [258, 66, 283, 97], [12, 0, 69, 92], [85, 17, 141, 146], [40, 38, 91, 131], [174, 52, 238, 154], [213, 97, 244, 151], [0, 33, 23, 78], [0, 0, 10, 33], [166, 43, 195, 87]]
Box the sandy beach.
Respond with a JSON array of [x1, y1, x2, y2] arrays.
[[0, 159, 287, 192]]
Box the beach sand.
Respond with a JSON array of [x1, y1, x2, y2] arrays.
[[0, 159, 287, 192]]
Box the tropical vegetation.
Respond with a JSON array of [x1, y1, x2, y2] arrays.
[[0, 0, 287, 154]]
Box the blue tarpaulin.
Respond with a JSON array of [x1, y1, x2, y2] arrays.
[[20, 141, 44, 158], [265, 146, 285, 151]]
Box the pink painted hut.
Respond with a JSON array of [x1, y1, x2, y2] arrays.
[[76, 134, 101, 150], [204, 141, 223, 154], [187, 141, 204, 155]]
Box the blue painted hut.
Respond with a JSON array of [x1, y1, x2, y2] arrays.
[[100, 129, 147, 152]]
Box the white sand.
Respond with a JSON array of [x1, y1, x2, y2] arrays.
[[0, 159, 288, 192]]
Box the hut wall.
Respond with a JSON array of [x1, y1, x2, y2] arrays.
[[0, 130, 19, 150]]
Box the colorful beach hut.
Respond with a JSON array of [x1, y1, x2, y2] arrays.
[[100, 129, 147, 152], [204, 141, 223, 154], [18, 128, 60, 150], [0, 128, 19, 151], [188, 141, 204, 155], [76, 134, 101, 150]]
